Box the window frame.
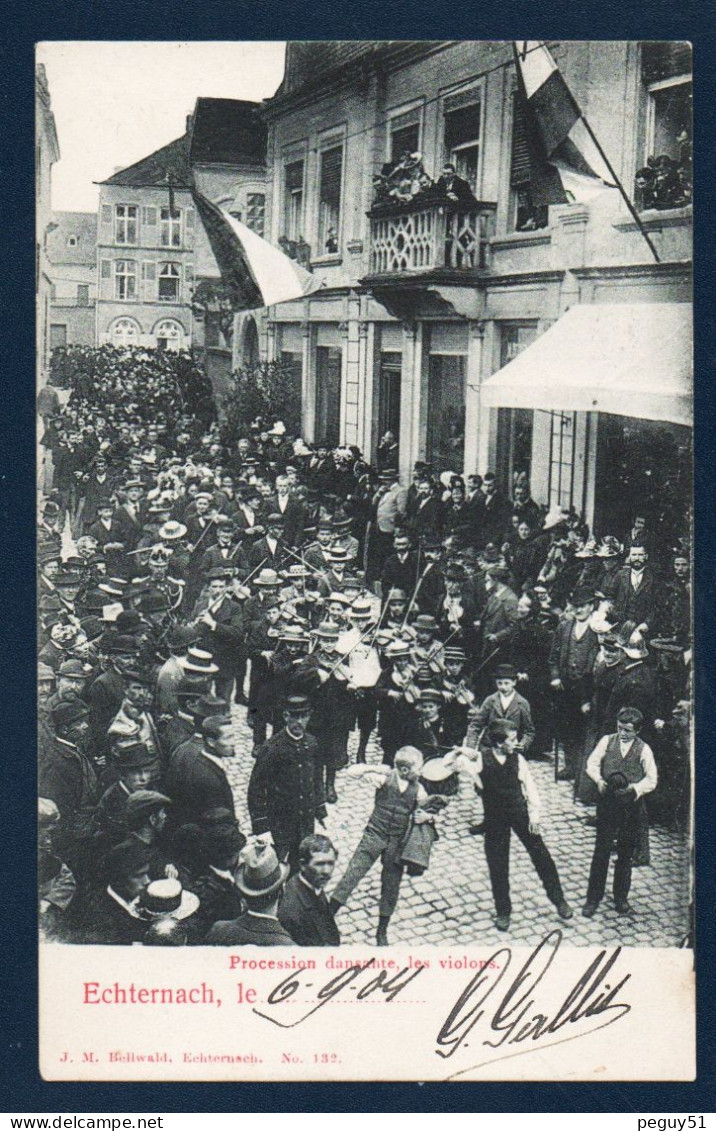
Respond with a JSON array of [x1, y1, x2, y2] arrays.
[[157, 261, 181, 303], [114, 204, 138, 246], [160, 206, 183, 249], [314, 129, 346, 261], [283, 157, 306, 243], [440, 79, 486, 196], [644, 73, 692, 165], [385, 99, 425, 166], [114, 259, 137, 301]]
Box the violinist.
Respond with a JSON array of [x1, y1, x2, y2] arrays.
[[375, 638, 421, 765], [245, 594, 283, 746], [338, 599, 382, 764], [411, 614, 446, 677], [439, 567, 479, 655], [290, 621, 354, 804], [383, 588, 417, 643], [198, 519, 238, 582], [440, 646, 475, 745], [404, 687, 460, 796], [191, 567, 246, 705]]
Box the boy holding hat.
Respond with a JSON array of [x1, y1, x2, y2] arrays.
[[583, 707, 658, 916]]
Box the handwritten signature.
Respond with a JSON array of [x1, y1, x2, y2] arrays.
[[252, 930, 632, 1075], [436, 929, 632, 1077]]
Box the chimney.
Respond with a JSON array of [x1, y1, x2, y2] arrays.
[[186, 113, 194, 133]]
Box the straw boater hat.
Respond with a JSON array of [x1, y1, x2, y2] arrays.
[[278, 624, 310, 644], [349, 599, 373, 621], [312, 620, 341, 641], [141, 878, 199, 921], [253, 569, 283, 588], [384, 638, 412, 659], [327, 591, 351, 606], [159, 520, 188, 542], [179, 648, 219, 675]]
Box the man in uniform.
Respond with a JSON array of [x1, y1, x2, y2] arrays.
[[248, 695, 327, 874]]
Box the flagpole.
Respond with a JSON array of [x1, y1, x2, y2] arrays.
[[575, 116, 661, 265]]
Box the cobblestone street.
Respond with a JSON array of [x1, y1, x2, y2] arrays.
[[226, 702, 690, 950]]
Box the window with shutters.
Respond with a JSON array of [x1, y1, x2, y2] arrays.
[[509, 90, 549, 232], [114, 259, 137, 300], [114, 204, 138, 245], [317, 146, 343, 255], [283, 160, 304, 241], [388, 107, 422, 164], [160, 207, 182, 248], [638, 43, 692, 210], [77, 284, 89, 306], [442, 91, 481, 191], [245, 193, 266, 237], [158, 262, 181, 301]]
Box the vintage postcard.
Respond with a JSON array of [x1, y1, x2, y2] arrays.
[[36, 38, 694, 1081]]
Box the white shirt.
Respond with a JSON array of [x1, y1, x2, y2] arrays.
[[573, 619, 590, 641], [498, 690, 516, 711], [586, 734, 658, 799], [630, 568, 644, 591]]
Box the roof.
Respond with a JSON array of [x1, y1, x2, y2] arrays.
[[47, 213, 97, 266], [481, 302, 693, 427], [101, 134, 191, 188], [189, 98, 266, 166]]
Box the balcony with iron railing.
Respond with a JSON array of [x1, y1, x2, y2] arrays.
[[365, 192, 497, 280]]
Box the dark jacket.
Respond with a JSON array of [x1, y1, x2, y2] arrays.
[[164, 747, 236, 828], [206, 911, 294, 946], [278, 874, 340, 946], [193, 594, 246, 675], [247, 729, 326, 852], [548, 619, 600, 702], [609, 565, 662, 632]]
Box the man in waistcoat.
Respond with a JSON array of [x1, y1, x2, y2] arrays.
[[582, 707, 658, 917], [467, 719, 573, 932]]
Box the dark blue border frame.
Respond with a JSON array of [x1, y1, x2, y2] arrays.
[[4, 0, 714, 1112]]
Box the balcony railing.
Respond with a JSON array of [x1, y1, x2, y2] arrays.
[[368, 196, 496, 276]]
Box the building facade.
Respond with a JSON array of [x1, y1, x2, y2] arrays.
[[96, 98, 267, 368], [47, 212, 97, 348], [261, 41, 692, 534], [36, 63, 60, 386]]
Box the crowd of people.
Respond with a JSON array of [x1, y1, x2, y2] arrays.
[[37, 352, 692, 947]]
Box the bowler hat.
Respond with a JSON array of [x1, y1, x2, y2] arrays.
[[79, 616, 104, 642], [266, 513, 284, 526], [115, 742, 156, 770], [57, 659, 91, 679], [488, 564, 511, 583], [570, 585, 595, 607], [167, 625, 198, 652], [235, 843, 289, 898], [494, 663, 517, 680], [185, 694, 229, 721], [38, 662, 55, 683], [137, 590, 171, 614], [51, 699, 90, 729], [106, 839, 151, 885]]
